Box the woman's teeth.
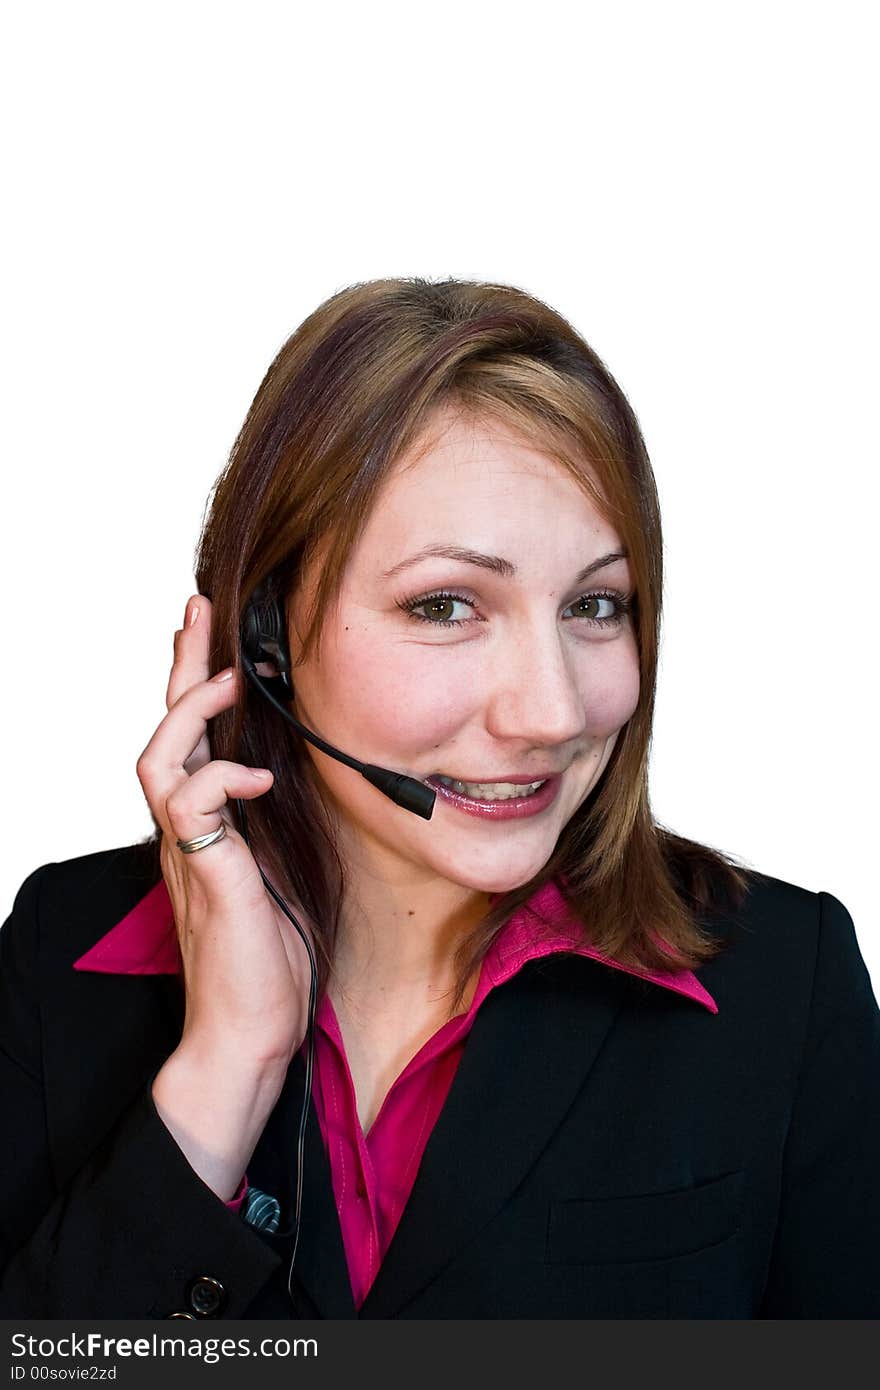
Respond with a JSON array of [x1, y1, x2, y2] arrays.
[[436, 776, 547, 801]]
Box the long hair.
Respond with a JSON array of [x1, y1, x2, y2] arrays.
[[160, 276, 750, 1012]]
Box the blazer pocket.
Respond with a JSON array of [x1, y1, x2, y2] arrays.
[[546, 1170, 745, 1265]]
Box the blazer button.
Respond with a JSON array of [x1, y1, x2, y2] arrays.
[[185, 1276, 227, 1318]]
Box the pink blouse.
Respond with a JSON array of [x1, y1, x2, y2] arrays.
[[74, 874, 716, 1308]]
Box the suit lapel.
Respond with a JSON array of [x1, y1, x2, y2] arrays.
[[358, 954, 629, 1318]]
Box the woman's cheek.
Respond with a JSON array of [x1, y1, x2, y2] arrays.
[[583, 640, 641, 736], [334, 637, 470, 749], [365, 664, 475, 753]]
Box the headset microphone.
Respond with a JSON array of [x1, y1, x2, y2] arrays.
[[239, 584, 436, 820]]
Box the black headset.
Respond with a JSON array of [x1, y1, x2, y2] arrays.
[[232, 581, 436, 1306], [240, 582, 436, 817]]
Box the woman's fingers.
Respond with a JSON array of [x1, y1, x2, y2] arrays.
[[137, 595, 312, 1075], [164, 759, 273, 848], [166, 595, 211, 711], [166, 595, 218, 777], [137, 668, 243, 841]]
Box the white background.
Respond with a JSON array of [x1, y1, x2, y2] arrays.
[[1, 1, 876, 989]]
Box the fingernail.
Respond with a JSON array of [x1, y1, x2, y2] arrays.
[[212, 667, 235, 682], [187, 599, 200, 628]]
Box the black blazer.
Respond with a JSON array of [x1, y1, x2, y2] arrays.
[[1, 840, 878, 1319]]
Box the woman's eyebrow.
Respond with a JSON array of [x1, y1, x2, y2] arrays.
[[383, 545, 629, 584]]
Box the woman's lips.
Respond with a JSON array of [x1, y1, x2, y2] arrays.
[[424, 773, 562, 820]]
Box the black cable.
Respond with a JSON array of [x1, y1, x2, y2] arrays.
[[232, 632, 432, 1308], [238, 669, 362, 771], [232, 794, 318, 1308]]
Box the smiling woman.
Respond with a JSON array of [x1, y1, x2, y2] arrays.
[[1, 276, 878, 1320], [275, 403, 646, 1011], [195, 282, 739, 1018]]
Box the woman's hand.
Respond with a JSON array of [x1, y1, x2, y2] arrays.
[[136, 594, 313, 1076]]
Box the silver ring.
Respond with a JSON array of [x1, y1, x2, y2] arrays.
[[176, 822, 228, 854]]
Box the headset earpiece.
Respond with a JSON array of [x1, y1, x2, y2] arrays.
[[240, 581, 293, 694]]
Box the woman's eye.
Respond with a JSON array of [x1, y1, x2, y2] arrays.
[[567, 594, 619, 622], [406, 593, 473, 625]]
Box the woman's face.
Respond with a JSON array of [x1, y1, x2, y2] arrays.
[[287, 406, 641, 896]]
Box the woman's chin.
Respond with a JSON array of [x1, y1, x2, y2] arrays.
[[444, 855, 554, 898]]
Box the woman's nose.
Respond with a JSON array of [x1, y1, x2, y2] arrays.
[[483, 626, 588, 749]]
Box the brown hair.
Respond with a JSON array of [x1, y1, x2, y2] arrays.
[[166, 276, 751, 1013]]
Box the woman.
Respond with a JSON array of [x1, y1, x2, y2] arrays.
[[1, 277, 878, 1319]]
